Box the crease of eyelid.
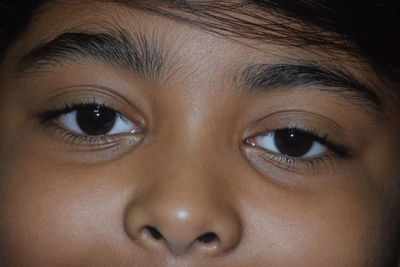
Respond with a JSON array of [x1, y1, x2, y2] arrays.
[[233, 62, 386, 117], [36, 87, 148, 129]]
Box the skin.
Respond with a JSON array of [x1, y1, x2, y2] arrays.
[[0, 1, 400, 266]]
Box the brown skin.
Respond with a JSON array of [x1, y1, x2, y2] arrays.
[[0, 1, 400, 266]]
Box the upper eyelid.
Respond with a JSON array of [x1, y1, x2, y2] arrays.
[[39, 94, 144, 126], [243, 109, 349, 143], [40, 103, 117, 121]]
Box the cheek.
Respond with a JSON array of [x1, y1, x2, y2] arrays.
[[0, 145, 135, 264], [240, 178, 388, 266], [0, 141, 395, 266]]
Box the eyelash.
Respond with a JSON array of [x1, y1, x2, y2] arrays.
[[248, 126, 351, 170], [39, 100, 125, 145], [39, 101, 350, 171]]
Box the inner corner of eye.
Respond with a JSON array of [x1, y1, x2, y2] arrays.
[[244, 136, 256, 146]]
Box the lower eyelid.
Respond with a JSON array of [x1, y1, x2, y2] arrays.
[[41, 119, 142, 150], [242, 130, 350, 174], [45, 121, 113, 145], [38, 121, 144, 163], [243, 145, 342, 175]]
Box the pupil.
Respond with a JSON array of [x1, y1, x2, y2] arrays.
[[76, 105, 116, 135], [274, 130, 313, 157]]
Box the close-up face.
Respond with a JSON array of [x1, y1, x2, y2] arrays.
[[0, 0, 399, 266]]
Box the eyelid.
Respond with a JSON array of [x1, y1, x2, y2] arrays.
[[242, 138, 349, 177], [40, 87, 147, 128], [247, 127, 349, 158], [248, 129, 327, 158], [40, 118, 144, 161], [241, 111, 353, 174], [36, 88, 146, 152], [55, 107, 141, 136], [39, 109, 144, 151], [243, 110, 350, 148], [41, 101, 142, 130]]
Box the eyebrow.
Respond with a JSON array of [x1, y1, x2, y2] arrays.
[[18, 31, 383, 114], [237, 63, 383, 112], [18, 31, 169, 81]]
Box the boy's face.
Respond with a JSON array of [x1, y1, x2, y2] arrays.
[[0, 1, 399, 266]]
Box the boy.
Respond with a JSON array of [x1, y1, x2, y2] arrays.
[[0, 0, 399, 266]]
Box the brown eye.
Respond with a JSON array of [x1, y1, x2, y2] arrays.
[[249, 129, 327, 158], [76, 105, 116, 135], [57, 104, 140, 136], [274, 130, 314, 157]]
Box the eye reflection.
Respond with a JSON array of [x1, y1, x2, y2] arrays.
[[249, 129, 328, 158], [57, 104, 139, 136]]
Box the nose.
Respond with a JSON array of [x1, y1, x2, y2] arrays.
[[124, 160, 242, 256]]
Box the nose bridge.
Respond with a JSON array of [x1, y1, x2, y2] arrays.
[[124, 141, 242, 255]]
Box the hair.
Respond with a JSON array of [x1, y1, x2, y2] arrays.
[[1, 0, 400, 86]]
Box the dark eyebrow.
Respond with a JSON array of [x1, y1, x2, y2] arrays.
[[18, 31, 169, 80], [18, 32, 383, 114], [237, 63, 383, 112]]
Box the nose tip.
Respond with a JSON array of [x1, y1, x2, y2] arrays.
[[124, 200, 242, 256]]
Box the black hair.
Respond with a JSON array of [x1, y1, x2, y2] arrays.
[[0, 1, 46, 57], [1, 0, 400, 85]]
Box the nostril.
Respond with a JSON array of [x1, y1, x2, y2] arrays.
[[146, 226, 163, 240], [197, 232, 218, 244]]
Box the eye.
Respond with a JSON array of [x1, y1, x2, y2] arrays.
[[57, 104, 140, 136], [249, 129, 328, 158]]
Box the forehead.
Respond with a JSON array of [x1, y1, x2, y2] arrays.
[[11, 2, 382, 81], [15, 0, 359, 62]]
